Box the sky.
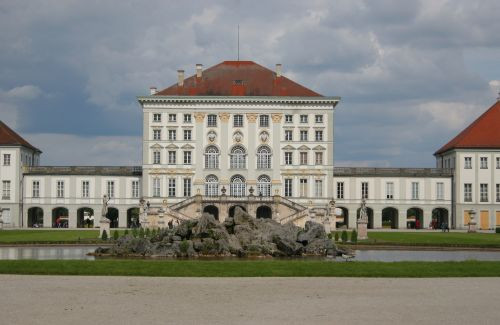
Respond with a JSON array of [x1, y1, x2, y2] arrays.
[[1, 0, 499, 167]]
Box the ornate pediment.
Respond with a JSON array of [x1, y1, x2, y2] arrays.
[[282, 145, 295, 151], [150, 143, 163, 149], [165, 144, 179, 149], [181, 144, 195, 149], [313, 145, 326, 151], [297, 145, 310, 151]]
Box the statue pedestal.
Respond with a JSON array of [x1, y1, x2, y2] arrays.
[[468, 221, 477, 233], [357, 220, 368, 240], [99, 219, 110, 238]]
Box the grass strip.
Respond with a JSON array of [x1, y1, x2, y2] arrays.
[[0, 260, 499, 277]]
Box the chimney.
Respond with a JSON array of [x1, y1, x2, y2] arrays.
[[149, 87, 157, 95], [196, 64, 203, 78], [276, 64, 282, 77], [177, 70, 184, 87]]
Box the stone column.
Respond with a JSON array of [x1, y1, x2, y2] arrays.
[[247, 113, 258, 181], [373, 208, 382, 229], [348, 207, 356, 230], [398, 213, 407, 229], [43, 207, 52, 228], [423, 208, 432, 230], [271, 113, 282, 194], [118, 208, 128, 228], [219, 112, 230, 172], [194, 112, 206, 194], [68, 206, 78, 229]]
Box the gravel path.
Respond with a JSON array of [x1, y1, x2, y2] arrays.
[[1, 275, 499, 324]]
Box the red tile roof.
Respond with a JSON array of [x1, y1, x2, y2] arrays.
[[155, 61, 322, 97], [435, 101, 500, 155], [0, 121, 41, 152]]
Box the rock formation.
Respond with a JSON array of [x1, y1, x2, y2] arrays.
[[97, 207, 338, 258]]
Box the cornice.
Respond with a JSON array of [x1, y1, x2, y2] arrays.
[[138, 95, 340, 106]]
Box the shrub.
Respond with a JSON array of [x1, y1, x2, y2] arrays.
[[101, 230, 108, 241], [145, 228, 151, 237], [132, 227, 138, 238], [351, 229, 358, 243], [139, 227, 145, 238], [113, 230, 119, 241], [496, 227, 500, 234], [341, 230, 348, 243], [334, 232, 339, 242], [124, 229, 129, 236], [179, 240, 189, 254]]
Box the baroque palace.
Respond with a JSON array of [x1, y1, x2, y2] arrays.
[[0, 61, 499, 230]]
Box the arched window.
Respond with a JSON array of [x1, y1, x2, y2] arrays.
[[205, 175, 219, 197], [257, 146, 271, 169], [230, 145, 246, 169], [230, 175, 246, 197], [257, 175, 271, 197], [205, 146, 219, 169]]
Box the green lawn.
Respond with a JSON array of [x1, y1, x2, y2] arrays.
[[0, 260, 499, 277], [0, 230, 122, 244], [355, 232, 500, 247]]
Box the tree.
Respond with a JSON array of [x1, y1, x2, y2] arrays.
[[132, 227, 138, 238], [139, 227, 145, 238], [341, 230, 348, 243], [334, 232, 339, 242], [113, 230, 119, 241], [351, 229, 358, 243], [101, 230, 108, 241], [124, 229, 129, 236]]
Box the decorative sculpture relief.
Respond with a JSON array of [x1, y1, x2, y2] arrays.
[[271, 113, 283, 123], [219, 112, 230, 123], [246, 113, 258, 123], [259, 131, 269, 143], [233, 131, 243, 143], [208, 131, 217, 143], [194, 112, 206, 122]]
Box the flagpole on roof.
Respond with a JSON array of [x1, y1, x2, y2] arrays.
[[237, 24, 240, 61]]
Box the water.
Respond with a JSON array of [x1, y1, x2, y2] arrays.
[[1, 246, 500, 262], [0, 246, 99, 261]]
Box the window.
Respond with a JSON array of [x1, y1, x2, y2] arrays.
[[205, 175, 219, 197], [183, 129, 192, 140], [285, 130, 293, 141], [480, 183, 488, 202], [386, 182, 394, 199], [284, 152, 293, 165], [315, 152, 323, 165], [168, 151, 176, 165], [315, 180, 323, 197], [259, 115, 269, 128], [230, 175, 246, 197], [315, 130, 323, 141], [412, 182, 419, 200], [2, 181, 10, 200], [496, 184, 500, 202], [233, 114, 243, 127], [168, 178, 176, 197], [300, 115, 308, 123], [32, 181, 40, 198], [257, 175, 271, 197], [230, 146, 246, 169], [184, 114, 192, 123], [496, 157, 500, 169], [183, 178, 191, 197], [82, 181, 89, 198], [284, 179, 293, 197], [337, 182, 344, 199], [207, 114, 217, 127], [205, 146, 219, 169], [464, 157, 472, 169], [107, 181, 115, 198], [168, 114, 176, 122], [361, 182, 368, 199], [132, 181, 139, 198], [56, 181, 64, 198], [436, 182, 444, 200], [153, 129, 161, 140], [300, 152, 308, 165], [153, 178, 161, 197], [153, 151, 161, 164], [299, 179, 308, 197], [153, 113, 161, 122], [257, 146, 271, 169], [315, 115, 323, 123], [183, 151, 191, 165], [480, 157, 488, 169], [168, 130, 176, 140], [464, 183, 472, 202], [285, 115, 293, 123], [300, 130, 308, 141]]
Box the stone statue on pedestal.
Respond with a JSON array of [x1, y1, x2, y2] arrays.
[[357, 198, 368, 240], [99, 195, 111, 238], [0, 207, 4, 229]]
